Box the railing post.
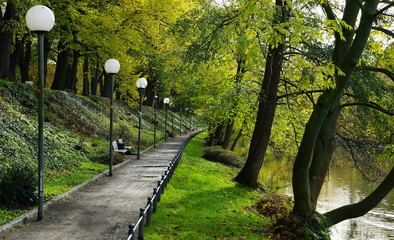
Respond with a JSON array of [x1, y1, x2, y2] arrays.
[[164, 171, 168, 187], [147, 197, 153, 225], [153, 188, 158, 211], [161, 175, 165, 194], [157, 181, 161, 202], [128, 224, 135, 240], [138, 208, 145, 240]]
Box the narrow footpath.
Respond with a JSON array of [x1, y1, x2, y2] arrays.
[[0, 131, 199, 240]]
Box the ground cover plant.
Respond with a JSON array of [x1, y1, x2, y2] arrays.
[[145, 133, 270, 240]]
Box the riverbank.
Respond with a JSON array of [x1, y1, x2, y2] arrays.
[[144, 133, 271, 239]]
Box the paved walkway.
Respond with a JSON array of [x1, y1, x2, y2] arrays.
[[0, 131, 199, 240]]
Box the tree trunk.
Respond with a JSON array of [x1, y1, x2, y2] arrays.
[[9, 37, 24, 81], [234, 0, 289, 188], [19, 38, 31, 83], [230, 126, 243, 151], [66, 50, 79, 93], [291, 0, 379, 215], [222, 120, 234, 149], [101, 73, 112, 98], [52, 41, 70, 90], [309, 105, 340, 206], [91, 55, 100, 95], [0, 2, 16, 80], [83, 55, 90, 96]]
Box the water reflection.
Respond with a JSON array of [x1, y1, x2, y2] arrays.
[[260, 160, 394, 240]]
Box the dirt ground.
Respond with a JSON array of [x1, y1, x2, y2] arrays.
[[0, 133, 196, 240]]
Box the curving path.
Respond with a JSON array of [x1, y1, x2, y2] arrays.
[[0, 131, 199, 240]]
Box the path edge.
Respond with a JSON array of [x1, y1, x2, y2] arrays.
[[0, 131, 197, 236]]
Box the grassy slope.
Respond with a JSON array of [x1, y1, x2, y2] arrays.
[[145, 133, 270, 240], [0, 80, 190, 225]]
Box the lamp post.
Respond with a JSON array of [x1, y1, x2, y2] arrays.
[[136, 78, 148, 159], [185, 107, 189, 132], [104, 59, 120, 177], [170, 103, 174, 137], [26, 5, 55, 221], [179, 108, 182, 134], [154, 95, 158, 148], [163, 98, 170, 140]]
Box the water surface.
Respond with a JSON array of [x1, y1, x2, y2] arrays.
[[260, 160, 394, 240]]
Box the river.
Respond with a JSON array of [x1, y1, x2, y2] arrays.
[[260, 159, 394, 240]]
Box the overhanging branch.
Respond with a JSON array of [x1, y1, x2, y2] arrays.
[[372, 26, 394, 37], [341, 102, 394, 116]]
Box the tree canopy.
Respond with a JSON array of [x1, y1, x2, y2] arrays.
[[0, 0, 393, 237]]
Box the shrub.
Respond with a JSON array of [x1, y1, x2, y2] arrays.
[[0, 160, 37, 208], [203, 146, 245, 168], [255, 193, 293, 219], [89, 146, 124, 165], [89, 147, 109, 165]]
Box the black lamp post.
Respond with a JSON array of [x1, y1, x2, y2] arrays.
[[26, 5, 55, 221], [163, 98, 170, 140], [171, 103, 174, 136], [154, 95, 158, 147], [185, 107, 189, 132], [104, 59, 120, 177], [136, 78, 148, 159], [179, 108, 182, 134]]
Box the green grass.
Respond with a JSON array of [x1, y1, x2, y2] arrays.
[[45, 161, 107, 198], [145, 133, 270, 240], [0, 208, 29, 225]]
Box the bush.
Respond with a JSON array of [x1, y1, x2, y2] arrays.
[[255, 193, 293, 219], [89, 146, 124, 165], [203, 146, 245, 168], [89, 147, 110, 165], [0, 160, 37, 208]]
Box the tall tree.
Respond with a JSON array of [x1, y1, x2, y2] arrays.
[[234, 0, 290, 187], [290, 0, 394, 227]]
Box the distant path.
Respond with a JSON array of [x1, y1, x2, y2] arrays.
[[0, 131, 200, 240]]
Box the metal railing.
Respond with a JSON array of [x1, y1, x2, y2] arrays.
[[126, 130, 202, 240]]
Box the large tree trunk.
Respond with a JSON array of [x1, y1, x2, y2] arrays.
[[19, 38, 32, 83], [222, 120, 234, 149], [309, 105, 340, 206], [66, 50, 79, 93], [91, 55, 100, 95], [0, 2, 16, 80], [221, 57, 246, 150], [234, 0, 289, 188], [234, 45, 284, 187], [52, 41, 70, 90], [101, 73, 112, 98], [83, 55, 90, 96], [291, 0, 379, 215]]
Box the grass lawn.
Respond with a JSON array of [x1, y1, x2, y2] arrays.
[[145, 133, 270, 240]]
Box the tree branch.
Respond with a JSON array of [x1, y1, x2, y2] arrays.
[[341, 102, 394, 116], [324, 166, 394, 226], [278, 90, 324, 100], [358, 65, 394, 82], [374, 2, 394, 18], [372, 26, 394, 37]]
